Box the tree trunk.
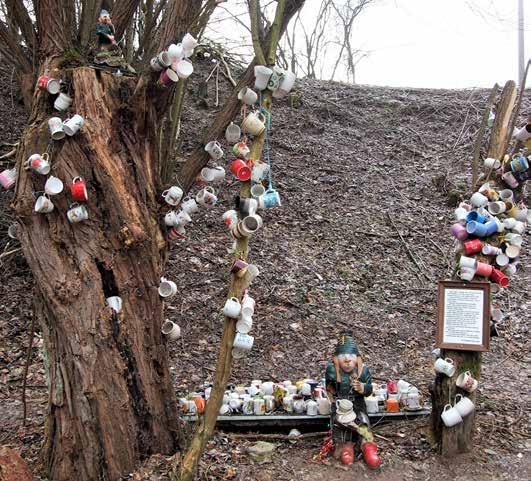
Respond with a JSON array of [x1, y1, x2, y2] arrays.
[[13, 67, 178, 481], [487, 80, 517, 160], [430, 350, 481, 456]]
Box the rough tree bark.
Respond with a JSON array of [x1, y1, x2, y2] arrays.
[[6, 1, 212, 480], [487, 80, 517, 160]]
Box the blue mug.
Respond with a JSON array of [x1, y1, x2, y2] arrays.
[[510, 156, 529, 173], [484, 220, 498, 236], [466, 211, 486, 224], [262, 188, 281, 209], [467, 220, 497, 237]]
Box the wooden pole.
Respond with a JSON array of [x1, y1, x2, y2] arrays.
[[486, 80, 517, 160], [471, 84, 499, 189]]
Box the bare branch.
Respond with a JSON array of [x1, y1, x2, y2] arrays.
[[249, 0, 266, 64], [6, 0, 37, 50]]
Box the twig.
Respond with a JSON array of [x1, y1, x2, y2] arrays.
[[0, 248, 22, 261], [0, 148, 17, 160], [386, 212, 430, 281], [22, 315, 36, 427]]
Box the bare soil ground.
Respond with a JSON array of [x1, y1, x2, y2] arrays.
[[0, 58, 529, 480]]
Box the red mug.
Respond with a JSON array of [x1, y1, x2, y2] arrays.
[[463, 239, 483, 255], [387, 379, 398, 394], [490, 268, 509, 287], [230, 159, 252, 181], [38, 75, 51, 90], [475, 261, 493, 277], [70, 177, 88, 202]]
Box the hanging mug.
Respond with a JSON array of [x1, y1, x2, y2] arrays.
[[70, 177, 88, 202], [173, 59, 194, 79], [251, 161, 270, 183], [434, 358, 455, 377], [161, 320, 181, 339], [259, 188, 281, 209], [454, 394, 475, 418], [238, 87, 258, 105], [455, 371, 478, 393], [63, 114, 84, 136], [162, 186, 183, 206], [159, 277, 178, 298], [159, 68, 179, 86], [195, 186, 217, 207], [233, 332, 254, 350], [233, 141, 250, 159], [54, 93, 72, 111], [254, 65, 273, 90], [67, 203, 89, 223], [0, 168, 16, 189], [204, 141, 224, 160], [241, 111, 266, 136], [225, 122, 241, 144], [223, 297, 241, 318], [230, 159, 252, 181], [106, 296, 123, 313], [181, 197, 199, 214], [45, 176, 64, 196], [26, 153, 51, 175], [150, 51, 171, 71], [441, 404, 463, 427], [34, 194, 54, 214], [48, 117, 66, 140], [37, 75, 61, 94]]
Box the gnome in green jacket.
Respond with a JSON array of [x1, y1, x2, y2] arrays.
[[325, 330, 382, 469]]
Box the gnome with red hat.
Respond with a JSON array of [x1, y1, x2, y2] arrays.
[[325, 330, 382, 470]]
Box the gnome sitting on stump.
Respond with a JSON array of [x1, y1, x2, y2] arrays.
[[94, 9, 135, 73], [325, 330, 382, 469]]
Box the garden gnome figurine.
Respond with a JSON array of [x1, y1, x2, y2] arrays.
[[325, 330, 382, 469], [94, 9, 136, 73]]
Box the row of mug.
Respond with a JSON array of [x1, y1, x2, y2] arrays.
[[49, 115, 84, 140], [458, 255, 511, 287], [34, 194, 88, 222], [150, 33, 197, 71], [434, 358, 479, 393], [253, 64, 296, 97], [35, 79, 74, 112]]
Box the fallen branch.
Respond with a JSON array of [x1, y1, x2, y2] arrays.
[[22, 315, 36, 427], [0, 247, 22, 261], [0, 148, 17, 160]]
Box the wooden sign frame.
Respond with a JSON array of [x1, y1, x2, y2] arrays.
[[436, 280, 490, 352]]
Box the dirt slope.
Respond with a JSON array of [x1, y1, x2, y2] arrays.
[[0, 57, 529, 480]]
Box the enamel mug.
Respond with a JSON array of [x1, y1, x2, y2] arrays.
[[37, 75, 61, 94], [223, 297, 241, 319], [70, 177, 88, 202], [454, 394, 475, 417], [45, 176, 64, 195], [34, 194, 54, 213], [434, 358, 455, 377], [162, 186, 183, 206], [63, 114, 84, 136], [67, 203, 89, 223], [456, 371, 478, 393], [26, 153, 51, 175], [0, 168, 16, 189], [49, 117, 66, 140], [54, 93, 72, 111], [441, 404, 463, 427]]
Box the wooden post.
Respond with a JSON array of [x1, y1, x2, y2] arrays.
[[486, 80, 517, 160], [471, 84, 499, 189], [430, 350, 481, 455]]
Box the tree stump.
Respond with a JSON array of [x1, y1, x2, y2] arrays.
[[0, 447, 34, 481], [430, 349, 481, 456]]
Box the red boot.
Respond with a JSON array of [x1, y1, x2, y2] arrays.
[[361, 442, 382, 469], [339, 442, 355, 465]]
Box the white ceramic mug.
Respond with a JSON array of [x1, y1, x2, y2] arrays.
[[238, 87, 258, 105], [67, 203, 88, 223], [236, 316, 253, 334], [459, 267, 475, 281], [159, 277, 177, 298], [505, 245, 520, 259], [488, 201, 506, 215], [253, 398, 265, 415], [222, 209, 239, 227], [241, 294, 255, 317], [195, 186, 217, 207], [244, 264, 260, 284], [470, 192, 488, 207], [34, 194, 54, 213], [484, 157, 501, 169], [181, 198, 199, 214], [306, 399, 318, 416], [204, 141, 224, 160], [254, 65, 273, 90], [150, 51, 171, 71], [174, 58, 193, 79], [454, 394, 475, 417], [162, 186, 183, 206], [365, 396, 379, 414], [233, 332, 254, 350], [441, 404, 463, 427], [223, 297, 241, 318], [434, 358, 455, 377], [495, 253, 509, 267], [106, 296, 122, 313], [164, 211, 179, 227], [168, 43, 184, 62], [251, 161, 270, 183], [43, 176, 63, 196], [241, 111, 266, 136], [454, 207, 468, 223], [48, 117, 66, 140], [262, 382, 274, 396], [456, 371, 478, 393], [482, 244, 501, 256], [181, 32, 198, 51], [54, 93, 72, 111], [161, 320, 181, 339], [0, 168, 16, 189], [250, 183, 266, 199], [26, 153, 51, 175], [225, 122, 241, 143], [459, 256, 477, 269], [63, 114, 84, 136]]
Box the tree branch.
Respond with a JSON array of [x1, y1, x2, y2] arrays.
[[249, 0, 266, 65], [6, 0, 37, 51], [37, 0, 75, 57], [111, 0, 141, 41]]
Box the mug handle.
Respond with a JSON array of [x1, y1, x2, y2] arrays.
[[257, 112, 267, 123], [72, 176, 82, 183], [454, 394, 463, 404], [443, 404, 452, 412], [162, 190, 169, 196], [465, 370, 471, 376], [445, 358, 454, 364], [42, 152, 50, 161]]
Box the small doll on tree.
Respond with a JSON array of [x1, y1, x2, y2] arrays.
[[94, 10, 135, 73], [325, 330, 382, 469]]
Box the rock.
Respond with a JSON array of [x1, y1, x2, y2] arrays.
[[246, 441, 276, 463], [0, 447, 34, 481]]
